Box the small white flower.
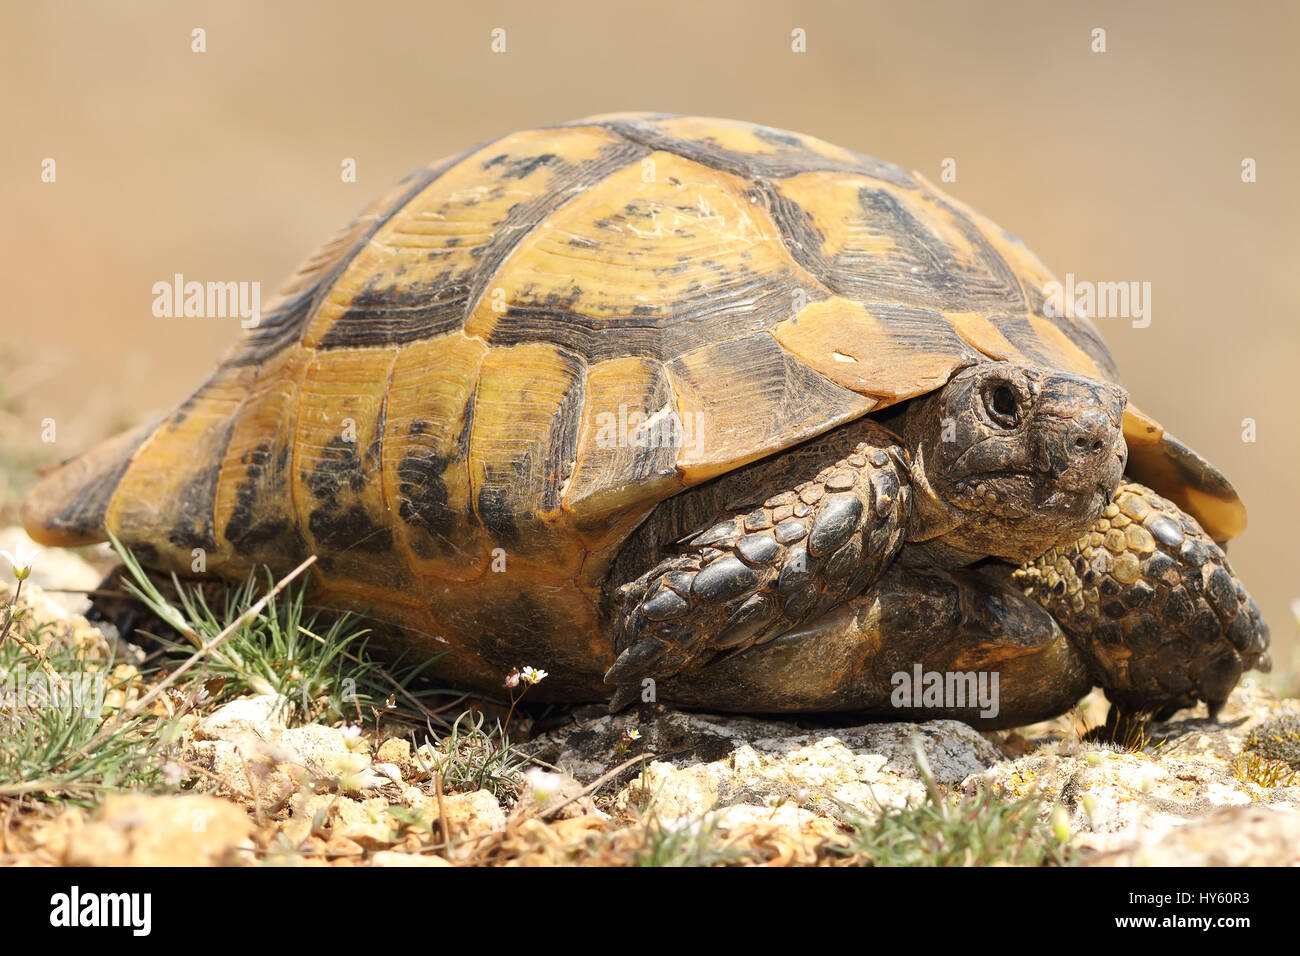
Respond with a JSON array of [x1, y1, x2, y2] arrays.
[[524, 766, 571, 806], [336, 771, 365, 793], [525, 767, 554, 799], [621, 728, 641, 742], [0, 545, 41, 581], [504, 668, 521, 689], [340, 724, 363, 751], [520, 666, 548, 686]]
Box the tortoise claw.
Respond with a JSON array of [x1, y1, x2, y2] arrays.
[[605, 636, 670, 685], [607, 682, 642, 713]]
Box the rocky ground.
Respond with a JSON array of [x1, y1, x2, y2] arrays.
[[2, 529, 1298, 867]]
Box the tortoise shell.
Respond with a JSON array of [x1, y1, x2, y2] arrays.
[[23, 114, 1246, 696]]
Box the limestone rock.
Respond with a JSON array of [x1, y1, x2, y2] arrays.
[[376, 737, 413, 773], [1084, 805, 1300, 866], [511, 767, 593, 821], [527, 687, 1300, 866], [195, 694, 291, 741], [530, 708, 1000, 822], [0, 578, 113, 658], [442, 789, 508, 843], [185, 697, 380, 799], [62, 794, 252, 866]]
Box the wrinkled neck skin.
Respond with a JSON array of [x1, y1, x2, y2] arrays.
[[897, 363, 1128, 568], [899, 387, 979, 560], [900, 442, 989, 570]]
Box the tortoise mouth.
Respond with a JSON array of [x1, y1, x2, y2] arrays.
[[948, 474, 1113, 519]]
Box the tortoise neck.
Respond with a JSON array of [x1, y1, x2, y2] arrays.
[[900, 443, 960, 548]]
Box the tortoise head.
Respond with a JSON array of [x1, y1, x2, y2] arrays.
[[904, 362, 1128, 563]]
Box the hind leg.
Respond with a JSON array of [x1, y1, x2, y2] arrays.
[[651, 562, 1093, 729]]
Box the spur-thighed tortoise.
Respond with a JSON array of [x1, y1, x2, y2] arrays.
[[23, 114, 1269, 728]]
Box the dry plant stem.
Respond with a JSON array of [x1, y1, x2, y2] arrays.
[[0, 779, 140, 798], [429, 692, 473, 717], [503, 685, 526, 734], [538, 752, 656, 821], [521, 753, 566, 773], [50, 555, 318, 773], [458, 752, 658, 865], [434, 769, 451, 849]]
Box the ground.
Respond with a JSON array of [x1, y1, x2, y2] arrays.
[[1, 530, 1298, 867]]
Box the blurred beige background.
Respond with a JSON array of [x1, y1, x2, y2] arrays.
[[2, 1, 1296, 678]]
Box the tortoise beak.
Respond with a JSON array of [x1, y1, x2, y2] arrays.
[[1030, 377, 1128, 494]]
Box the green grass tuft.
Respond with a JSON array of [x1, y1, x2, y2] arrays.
[[0, 604, 181, 805], [1233, 752, 1298, 790], [112, 535, 454, 727], [415, 710, 529, 800], [632, 812, 747, 867], [829, 737, 1072, 867]]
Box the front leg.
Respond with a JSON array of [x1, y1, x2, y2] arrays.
[[1013, 481, 1270, 722], [606, 424, 911, 700]]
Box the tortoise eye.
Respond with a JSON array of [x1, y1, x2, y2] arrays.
[[987, 384, 1020, 427]]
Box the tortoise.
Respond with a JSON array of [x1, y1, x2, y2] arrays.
[[23, 114, 1269, 728]]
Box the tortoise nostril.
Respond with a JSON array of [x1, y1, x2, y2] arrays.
[[1066, 409, 1118, 461]]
